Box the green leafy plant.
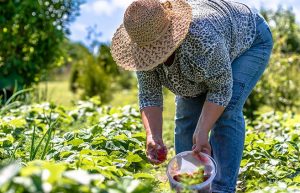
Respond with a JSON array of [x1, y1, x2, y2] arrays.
[[69, 43, 135, 103], [1, 95, 300, 192], [0, 0, 83, 95], [238, 111, 300, 192], [0, 98, 157, 192]]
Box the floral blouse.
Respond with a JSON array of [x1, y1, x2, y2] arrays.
[[137, 0, 257, 110]]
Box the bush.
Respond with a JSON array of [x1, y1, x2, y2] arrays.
[[0, 0, 82, 94], [69, 43, 135, 103], [0, 98, 299, 192]]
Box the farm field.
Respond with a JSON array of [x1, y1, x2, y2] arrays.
[[1, 1, 300, 192], [1, 94, 300, 192]]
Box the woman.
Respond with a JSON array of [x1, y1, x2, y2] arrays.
[[111, 0, 273, 192]]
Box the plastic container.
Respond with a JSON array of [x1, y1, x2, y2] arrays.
[[166, 151, 217, 193]]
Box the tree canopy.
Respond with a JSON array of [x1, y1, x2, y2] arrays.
[[0, 0, 83, 91]]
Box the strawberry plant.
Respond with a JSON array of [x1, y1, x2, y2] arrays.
[[238, 111, 300, 192], [0, 98, 156, 193], [0, 97, 300, 193]]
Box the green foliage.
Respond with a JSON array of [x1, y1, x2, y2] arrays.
[[1, 95, 300, 192], [238, 111, 300, 192], [69, 43, 135, 103], [0, 0, 82, 92], [97, 45, 134, 90], [261, 7, 300, 54], [245, 9, 300, 117], [78, 55, 111, 103], [0, 98, 156, 192], [68, 43, 112, 103]]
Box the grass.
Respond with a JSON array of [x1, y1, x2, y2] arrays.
[[37, 80, 80, 107]]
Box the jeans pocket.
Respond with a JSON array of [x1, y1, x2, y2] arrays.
[[226, 80, 246, 111]]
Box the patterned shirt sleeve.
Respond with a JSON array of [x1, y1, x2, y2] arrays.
[[184, 19, 233, 107], [136, 70, 163, 110], [204, 38, 233, 107]]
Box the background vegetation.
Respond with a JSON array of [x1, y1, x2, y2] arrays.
[[0, 1, 300, 192], [0, 0, 83, 97]]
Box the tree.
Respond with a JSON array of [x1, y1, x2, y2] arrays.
[[261, 7, 300, 53], [0, 0, 83, 95], [68, 42, 111, 102], [97, 44, 134, 90], [68, 42, 134, 103]]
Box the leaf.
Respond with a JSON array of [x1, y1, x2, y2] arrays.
[[126, 153, 143, 166], [80, 149, 107, 156], [126, 179, 142, 193], [64, 170, 105, 185], [59, 151, 73, 158], [91, 136, 107, 145], [63, 132, 74, 141], [9, 118, 26, 128], [240, 159, 249, 167], [68, 139, 84, 146], [42, 162, 67, 184], [133, 173, 154, 179], [269, 159, 279, 166], [293, 175, 300, 183], [105, 141, 120, 151], [0, 162, 21, 186], [114, 134, 128, 141]]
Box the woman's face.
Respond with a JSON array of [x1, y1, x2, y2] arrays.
[[164, 51, 176, 67]]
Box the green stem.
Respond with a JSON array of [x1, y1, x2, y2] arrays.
[[40, 110, 57, 160], [4, 88, 33, 106], [30, 125, 36, 160], [32, 128, 51, 160], [40, 122, 55, 160]]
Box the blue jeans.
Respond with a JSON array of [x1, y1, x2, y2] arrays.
[[174, 14, 273, 193]]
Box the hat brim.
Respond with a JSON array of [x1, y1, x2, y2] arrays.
[[111, 0, 192, 71]]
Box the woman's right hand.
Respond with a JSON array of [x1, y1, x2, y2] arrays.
[[146, 135, 168, 165]]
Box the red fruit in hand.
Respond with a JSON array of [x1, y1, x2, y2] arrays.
[[157, 147, 167, 161], [173, 174, 181, 182]]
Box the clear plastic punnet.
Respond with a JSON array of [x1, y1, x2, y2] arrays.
[[166, 151, 217, 193]]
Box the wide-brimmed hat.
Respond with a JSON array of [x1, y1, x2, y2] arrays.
[[111, 0, 192, 71]]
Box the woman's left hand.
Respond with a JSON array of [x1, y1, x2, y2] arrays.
[[192, 128, 211, 156]]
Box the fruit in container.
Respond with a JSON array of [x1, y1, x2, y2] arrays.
[[173, 166, 208, 186]]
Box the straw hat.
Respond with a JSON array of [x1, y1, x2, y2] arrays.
[[111, 0, 192, 71]]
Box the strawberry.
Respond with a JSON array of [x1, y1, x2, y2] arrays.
[[157, 147, 167, 161], [173, 174, 181, 181]]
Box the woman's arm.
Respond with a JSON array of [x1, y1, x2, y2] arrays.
[[141, 106, 168, 164], [136, 70, 167, 164], [141, 106, 163, 139], [192, 101, 225, 155]]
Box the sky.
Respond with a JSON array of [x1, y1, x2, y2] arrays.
[[68, 0, 300, 46]]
